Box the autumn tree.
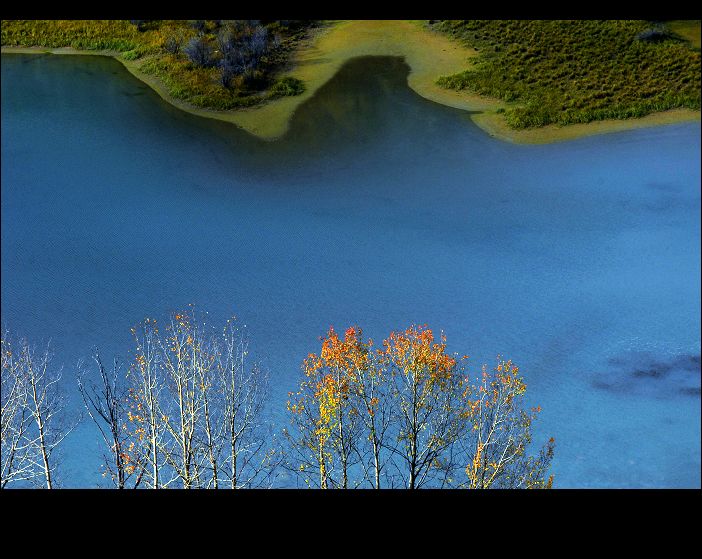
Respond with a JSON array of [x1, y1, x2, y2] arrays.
[[285, 326, 366, 488], [286, 324, 555, 490], [285, 325, 465, 489], [380, 325, 467, 489], [458, 359, 555, 489], [284, 365, 332, 488]]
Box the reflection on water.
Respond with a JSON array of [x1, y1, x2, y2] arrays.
[[2, 54, 700, 488], [591, 352, 701, 396]]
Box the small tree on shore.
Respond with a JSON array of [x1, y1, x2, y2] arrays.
[[184, 36, 213, 68], [163, 31, 186, 55]]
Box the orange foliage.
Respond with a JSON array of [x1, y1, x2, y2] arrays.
[[379, 325, 457, 389]]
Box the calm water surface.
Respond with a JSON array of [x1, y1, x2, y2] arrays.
[[2, 54, 700, 487]]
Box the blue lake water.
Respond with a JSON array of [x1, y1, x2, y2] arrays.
[[1, 54, 700, 488]]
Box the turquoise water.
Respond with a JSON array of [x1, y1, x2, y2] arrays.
[[2, 54, 700, 488]]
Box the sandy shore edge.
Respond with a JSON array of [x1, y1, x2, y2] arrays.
[[3, 22, 700, 143]]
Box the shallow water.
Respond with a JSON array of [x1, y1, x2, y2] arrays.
[[2, 54, 700, 488]]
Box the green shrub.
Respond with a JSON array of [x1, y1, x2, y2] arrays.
[[268, 76, 305, 98]]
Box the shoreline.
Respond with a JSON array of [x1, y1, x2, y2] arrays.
[[3, 20, 700, 143]]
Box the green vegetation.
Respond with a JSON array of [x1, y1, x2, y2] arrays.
[[1, 19, 310, 112], [137, 55, 261, 110], [269, 75, 306, 98], [0, 19, 143, 51], [433, 20, 701, 129]]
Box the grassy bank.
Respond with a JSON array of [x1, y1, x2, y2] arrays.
[[0, 19, 144, 51], [433, 20, 701, 130], [2, 20, 700, 143]]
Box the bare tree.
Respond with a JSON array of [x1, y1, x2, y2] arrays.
[[77, 352, 144, 488], [195, 328, 223, 489], [163, 31, 186, 55], [1, 332, 76, 488], [216, 22, 272, 88], [126, 311, 274, 489], [157, 312, 206, 488], [217, 319, 273, 488], [1, 332, 35, 487], [127, 319, 168, 488]]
